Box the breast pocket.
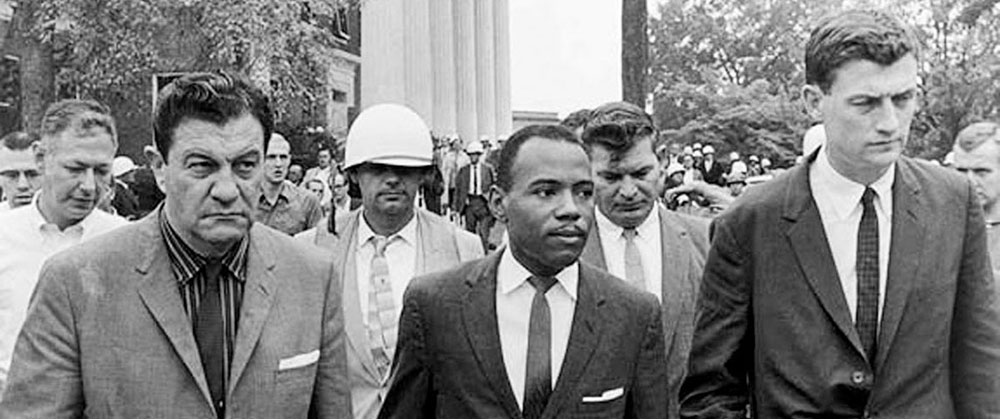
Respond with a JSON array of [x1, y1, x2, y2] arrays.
[[576, 384, 627, 418]]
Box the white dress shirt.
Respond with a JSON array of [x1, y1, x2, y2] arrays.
[[595, 207, 663, 302], [0, 201, 9, 212], [496, 247, 578, 409], [469, 163, 482, 196], [0, 196, 128, 388], [354, 214, 417, 329], [809, 148, 893, 323]]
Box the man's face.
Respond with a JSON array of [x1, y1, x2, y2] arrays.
[[954, 140, 1000, 215], [806, 54, 920, 182], [263, 137, 291, 185], [331, 173, 348, 202], [0, 147, 41, 208], [306, 180, 324, 199], [681, 155, 693, 168], [39, 128, 116, 227], [590, 135, 663, 229], [157, 114, 263, 255], [492, 137, 594, 274], [729, 181, 746, 197], [317, 150, 331, 168], [353, 163, 424, 217], [288, 164, 303, 183], [469, 152, 482, 164]]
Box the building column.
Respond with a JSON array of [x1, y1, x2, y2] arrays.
[[429, 0, 457, 137], [404, 0, 433, 125], [453, 0, 478, 145], [474, 0, 497, 144], [493, 0, 512, 140], [361, 0, 405, 108]]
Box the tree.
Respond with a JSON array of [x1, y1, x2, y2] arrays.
[[622, 0, 648, 106], [10, 0, 353, 159]]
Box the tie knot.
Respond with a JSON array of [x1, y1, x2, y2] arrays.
[[528, 276, 557, 294], [861, 187, 877, 207], [622, 228, 638, 241], [372, 236, 390, 256]]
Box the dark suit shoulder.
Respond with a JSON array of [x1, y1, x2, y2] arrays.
[[660, 207, 710, 256], [898, 156, 971, 200], [406, 256, 489, 300]]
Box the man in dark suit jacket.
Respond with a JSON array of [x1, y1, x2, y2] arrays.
[[681, 10, 1000, 419], [695, 145, 725, 186], [577, 101, 709, 419], [380, 124, 667, 419], [452, 141, 495, 248], [0, 73, 351, 418]]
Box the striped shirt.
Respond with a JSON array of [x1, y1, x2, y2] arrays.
[[158, 209, 248, 396]]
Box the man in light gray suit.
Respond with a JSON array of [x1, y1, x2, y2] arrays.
[[577, 101, 709, 419], [0, 72, 351, 418]]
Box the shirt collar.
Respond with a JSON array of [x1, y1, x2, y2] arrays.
[[31, 190, 101, 236], [357, 211, 418, 249], [497, 246, 579, 300], [259, 181, 293, 205], [813, 147, 895, 220], [158, 205, 249, 286], [595, 204, 659, 241]]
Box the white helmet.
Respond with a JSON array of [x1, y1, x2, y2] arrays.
[[344, 103, 433, 170], [466, 141, 484, 154], [112, 156, 136, 177]]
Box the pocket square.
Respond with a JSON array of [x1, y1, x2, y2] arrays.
[[278, 350, 320, 371], [581, 387, 624, 403]]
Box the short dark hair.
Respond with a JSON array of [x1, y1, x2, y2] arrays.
[[39, 99, 118, 148], [581, 101, 657, 160], [496, 124, 583, 191], [560, 108, 591, 131], [806, 10, 919, 93], [153, 72, 273, 159], [0, 131, 38, 151]]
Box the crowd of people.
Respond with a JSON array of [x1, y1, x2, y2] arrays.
[[0, 7, 999, 419]]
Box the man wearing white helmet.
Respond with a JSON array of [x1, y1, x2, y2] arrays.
[[452, 140, 495, 248], [696, 145, 725, 186], [296, 103, 483, 419]]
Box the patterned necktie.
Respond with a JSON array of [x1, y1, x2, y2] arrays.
[[856, 187, 880, 367], [368, 236, 397, 380], [623, 228, 646, 290], [472, 164, 480, 196], [194, 260, 226, 416], [524, 275, 557, 419]]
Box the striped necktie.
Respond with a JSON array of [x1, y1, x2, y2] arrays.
[[368, 235, 397, 379]]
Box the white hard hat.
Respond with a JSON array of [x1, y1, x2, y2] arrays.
[[666, 163, 686, 177], [803, 124, 826, 157], [702, 145, 715, 154], [344, 103, 433, 169], [112, 156, 136, 177], [466, 141, 484, 154]]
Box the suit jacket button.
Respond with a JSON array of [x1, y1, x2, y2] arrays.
[[851, 371, 865, 384]]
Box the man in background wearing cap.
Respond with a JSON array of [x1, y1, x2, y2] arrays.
[[696, 145, 725, 186], [0, 99, 128, 401], [110, 156, 141, 219], [452, 140, 495, 249], [297, 103, 482, 419], [254, 132, 323, 235], [952, 121, 1000, 277], [0, 131, 40, 212], [577, 101, 709, 419]]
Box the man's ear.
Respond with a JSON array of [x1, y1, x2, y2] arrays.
[[802, 84, 825, 119], [488, 185, 507, 223], [32, 141, 45, 174], [144, 145, 166, 194]]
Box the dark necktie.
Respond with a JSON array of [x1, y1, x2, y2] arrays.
[[524, 275, 557, 419], [195, 260, 226, 415], [856, 187, 880, 367]]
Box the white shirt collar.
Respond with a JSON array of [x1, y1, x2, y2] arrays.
[[497, 246, 579, 301], [595, 204, 659, 241], [813, 147, 895, 221], [357, 211, 418, 248], [29, 191, 94, 235]]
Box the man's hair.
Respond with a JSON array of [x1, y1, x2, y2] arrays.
[[954, 122, 1000, 153], [39, 99, 118, 148], [580, 101, 657, 160], [560, 108, 591, 131], [304, 178, 325, 190], [496, 124, 583, 191], [154, 72, 273, 159], [806, 10, 919, 93], [0, 131, 39, 151]]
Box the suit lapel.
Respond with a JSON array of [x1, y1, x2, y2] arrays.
[[337, 212, 382, 380], [542, 264, 606, 419], [658, 208, 693, 351], [134, 217, 214, 407], [227, 226, 277, 395], [579, 224, 607, 270], [460, 253, 522, 419], [783, 163, 866, 357], [875, 161, 924, 371]]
